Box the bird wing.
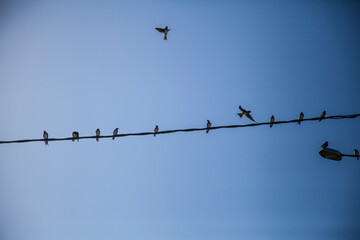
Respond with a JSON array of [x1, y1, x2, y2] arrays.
[[239, 105, 246, 112], [246, 114, 256, 122], [155, 27, 165, 33]]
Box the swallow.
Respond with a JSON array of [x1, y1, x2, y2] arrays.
[[319, 111, 326, 122], [298, 112, 304, 125], [95, 128, 100, 141], [206, 120, 211, 133], [354, 149, 359, 160], [321, 141, 328, 149], [155, 26, 170, 40], [72, 131, 79, 142], [112, 128, 118, 140], [154, 125, 159, 136], [270, 115, 275, 128], [238, 105, 256, 122], [43, 131, 48, 145]]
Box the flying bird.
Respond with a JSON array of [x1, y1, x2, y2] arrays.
[[155, 26, 170, 40], [72, 131, 79, 142], [206, 120, 211, 133], [154, 125, 159, 136], [270, 115, 275, 128], [321, 141, 328, 149], [298, 112, 304, 125], [43, 131, 48, 145], [238, 105, 256, 122], [112, 128, 118, 140], [95, 128, 100, 141], [354, 149, 359, 160], [319, 111, 326, 122]]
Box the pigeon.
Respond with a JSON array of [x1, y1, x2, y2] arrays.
[[321, 141, 328, 149], [319, 111, 326, 122], [270, 115, 275, 128], [298, 112, 304, 125], [154, 125, 159, 136], [206, 120, 211, 133], [95, 128, 100, 141], [112, 128, 118, 140], [72, 131, 79, 142], [238, 105, 256, 122], [43, 131, 48, 145], [155, 26, 170, 40], [354, 149, 359, 160]]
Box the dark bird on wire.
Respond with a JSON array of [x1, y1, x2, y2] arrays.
[[155, 26, 170, 40], [270, 115, 275, 128], [354, 149, 359, 160], [154, 125, 159, 136], [43, 131, 48, 145], [112, 128, 118, 140], [321, 141, 328, 149], [95, 128, 100, 141], [298, 112, 304, 125], [319, 111, 326, 122], [238, 105, 256, 122], [72, 131, 79, 142], [206, 120, 211, 133]]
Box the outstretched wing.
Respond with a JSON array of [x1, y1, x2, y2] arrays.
[[155, 27, 165, 33], [239, 105, 246, 112], [246, 113, 256, 122]]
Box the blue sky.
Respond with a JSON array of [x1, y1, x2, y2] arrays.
[[0, 1, 360, 239]]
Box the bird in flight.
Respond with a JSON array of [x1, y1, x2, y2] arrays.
[[95, 128, 100, 141], [72, 131, 79, 142], [354, 149, 359, 160], [155, 26, 170, 40], [43, 131, 48, 145], [270, 115, 275, 128], [238, 106, 256, 122], [206, 120, 211, 133], [319, 111, 326, 122], [112, 128, 118, 140], [154, 125, 159, 136], [298, 112, 304, 125], [321, 141, 328, 149]]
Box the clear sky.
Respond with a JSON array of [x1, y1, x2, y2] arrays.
[[0, 0, 360, 239]]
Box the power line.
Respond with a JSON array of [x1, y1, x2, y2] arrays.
[[0, 113, 359, 145]]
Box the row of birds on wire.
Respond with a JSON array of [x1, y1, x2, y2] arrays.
[[41, 106, 328, 145], [321, 141, 359, 160]]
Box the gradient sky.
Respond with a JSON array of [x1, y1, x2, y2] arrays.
[[1, 1, 360, 239]]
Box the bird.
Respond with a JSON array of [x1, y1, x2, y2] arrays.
[[43, 131, 48, 145], [155, 26, 170, 40], [72, 131, 79, 142], [319, 111, 326, 122], [298, 112, 304, 125], [206, 120, 211, 133], [321, 141, 328, 149], [154, 125, 159, 136], [270, 115, 275, 128], [354, 149, 359, 160], [112, 128, 118, 140], [238, 105, 256, 122], [95, 128, 100, 141]]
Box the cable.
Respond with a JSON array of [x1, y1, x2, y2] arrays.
[[0, 113, 359, 145]]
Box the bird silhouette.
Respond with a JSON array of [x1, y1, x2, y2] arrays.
[[321, 141, 328, 149], [206, 120, 211, 133], [72, 131, 79, 142], [354, 149, 359, 160], [238, 105, 256, 122], [112, 128, 118, 140], [43, 131, 48, 145], [154, 125, 159, 136], [155, 26, 171, 40], [319, 111, 326, 122], [95, 128, 100, 141], [270, 115, 275, 128], [298, 112, 304, 125]]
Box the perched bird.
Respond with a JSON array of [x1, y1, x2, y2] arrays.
[[43, 131, 48, 145], [298, 112, 304, 125], [321, 141, 328, 149], [112, 128, 118, 140], [95, 128, 100, 141], [206, 120, 211, 133], [354, 149, 359, 160], [155, 26, 170, 40], [270, 115, 275, 128], [238, 105, 256, 122], [319, 111, 326, 122], [154, 125, 159, 136], [72, 131, 79, 142]]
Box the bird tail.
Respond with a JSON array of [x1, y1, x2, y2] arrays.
[[72, 138, 74, 142], [96, 137, 99, 142], [206, 129, 209, 133], [270, 124, 273, 128], [238, 113, 244, 118], [154, 133, 156, 137], [297, 120, 301, 125], [112, 136, 115, 140], [45, 140, 48, 145], [164, 34, 167, 40]]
